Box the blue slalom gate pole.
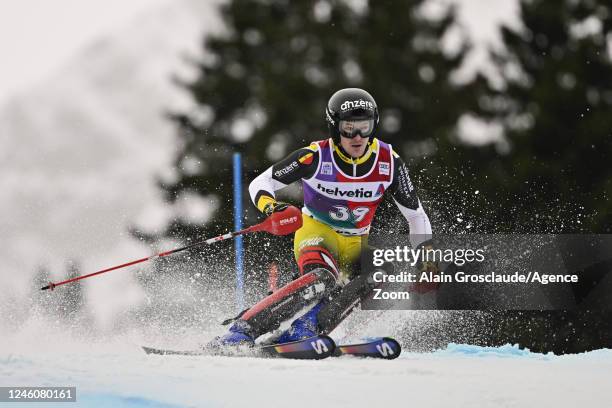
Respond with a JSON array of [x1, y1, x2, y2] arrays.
[[233, 153, 244, 311]]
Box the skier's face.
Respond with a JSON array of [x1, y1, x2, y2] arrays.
[[340, 134, 369, 158]]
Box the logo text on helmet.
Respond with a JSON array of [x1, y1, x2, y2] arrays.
[[325, 109, 335, 125], [340, 99, 374, 112]]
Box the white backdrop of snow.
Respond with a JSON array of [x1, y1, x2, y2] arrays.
[[0, 0, 223, 327]]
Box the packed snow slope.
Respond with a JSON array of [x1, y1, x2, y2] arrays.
[[2, 341, 611, 408]]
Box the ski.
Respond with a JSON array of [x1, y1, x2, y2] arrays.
[[333, 337, 401, 359], [142, 334, 336, 360], [142, 346, 206, 356]]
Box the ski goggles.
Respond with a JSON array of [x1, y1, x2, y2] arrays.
[[339, 119, 375, 139]]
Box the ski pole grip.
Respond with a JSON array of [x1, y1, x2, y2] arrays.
[[265, 206, 303, 235], [40, 282, 56, 291]]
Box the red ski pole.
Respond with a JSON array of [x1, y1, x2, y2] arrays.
[[41, 206, 302, 291]]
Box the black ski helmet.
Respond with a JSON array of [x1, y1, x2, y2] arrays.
[[325, 88, 379, 141]]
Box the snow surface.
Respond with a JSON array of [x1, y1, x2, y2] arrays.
[[2, 338, 611, 408]]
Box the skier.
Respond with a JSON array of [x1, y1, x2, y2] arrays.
[[213, 88, 433, 347]]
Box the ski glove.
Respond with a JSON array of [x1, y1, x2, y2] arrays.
[[263, 201, 291, 217], [411, 243, 441, 294], [417, 243, 440, 274]]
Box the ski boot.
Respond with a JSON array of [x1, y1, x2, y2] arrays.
[[207, 320, 255, 349], [276, 301, 326, 344]]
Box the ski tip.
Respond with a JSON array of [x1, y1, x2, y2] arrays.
[[40, 282, 55, 291], [142, 346, 161, 355], [142, 346, 204, 356], [380, 337, 401, 360]]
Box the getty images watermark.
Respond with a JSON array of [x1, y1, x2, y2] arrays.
[[361, 234, 612, 310], [371, 246, 577, 285]]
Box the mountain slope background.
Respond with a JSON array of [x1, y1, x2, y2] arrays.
[[0, 0, 223, 325]]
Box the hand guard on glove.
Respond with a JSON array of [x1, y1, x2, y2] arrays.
[[263, 201, 291, 217]]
